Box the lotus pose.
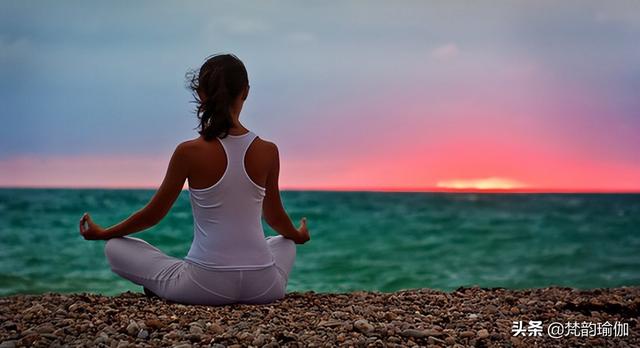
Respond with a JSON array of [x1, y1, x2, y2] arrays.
[[79, 53, 311, 305]]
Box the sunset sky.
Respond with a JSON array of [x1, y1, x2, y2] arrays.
[[1, 1, 639, 192]]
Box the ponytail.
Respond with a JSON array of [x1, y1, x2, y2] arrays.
[[186, 54, 249, 140]]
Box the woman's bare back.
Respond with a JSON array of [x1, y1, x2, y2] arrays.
[[184, 134, 275, 191]]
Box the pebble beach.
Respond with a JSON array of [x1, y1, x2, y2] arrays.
[[1, 286, 638, 348]]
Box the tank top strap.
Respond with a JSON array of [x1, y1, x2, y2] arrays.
[[218, 131, 258, 170]]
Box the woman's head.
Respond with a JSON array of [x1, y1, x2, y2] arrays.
[[186, 53, 249, 140]]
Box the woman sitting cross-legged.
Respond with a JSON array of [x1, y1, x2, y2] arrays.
[[78, 53, 311, 306]]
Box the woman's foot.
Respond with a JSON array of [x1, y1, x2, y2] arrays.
[[143, 287, 159, 299]]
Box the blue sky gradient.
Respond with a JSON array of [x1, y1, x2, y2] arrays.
[[1, 1, 639, 190]]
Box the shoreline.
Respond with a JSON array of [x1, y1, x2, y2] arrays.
[[1, 286, 638, 347]]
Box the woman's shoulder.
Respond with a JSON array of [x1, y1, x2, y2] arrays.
[[171, 137, 209, 161], [253, 136, 279, 155], [254, 136, 276, 148], [176, 136, 202, 150]]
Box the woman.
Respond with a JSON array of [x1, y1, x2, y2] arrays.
[[78, 53, 311, 306]]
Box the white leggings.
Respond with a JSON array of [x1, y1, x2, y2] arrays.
[[104, 235, 296, 306]]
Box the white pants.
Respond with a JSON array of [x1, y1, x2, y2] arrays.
[[104, 235, 296, 306]]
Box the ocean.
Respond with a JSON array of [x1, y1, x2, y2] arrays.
[[1, 188, 639, 297]]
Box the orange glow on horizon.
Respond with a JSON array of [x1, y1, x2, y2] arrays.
[[1, 154, 640, 194], [276, 185, 640, 194], [435, 177, 528, 190], [3, 183, 640, 194]]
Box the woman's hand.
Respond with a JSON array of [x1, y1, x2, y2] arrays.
[[295, 217, 311, 244], [79, 213, 106, 240]]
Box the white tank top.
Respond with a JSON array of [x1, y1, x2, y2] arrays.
[[184, 130, 276, 270]]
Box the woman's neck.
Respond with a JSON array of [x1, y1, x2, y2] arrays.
[[228, 120, 248, 135], [228, 102, 248, 134]]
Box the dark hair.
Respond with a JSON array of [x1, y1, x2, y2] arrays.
[[186, 53, 249, 140]]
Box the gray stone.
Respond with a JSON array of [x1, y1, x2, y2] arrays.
[[353, 319, 374, 333], [400, 329, 427, 338], [137, 329, 149, 339], [126, 321, 139, 335], [189, 325, 204, 335]]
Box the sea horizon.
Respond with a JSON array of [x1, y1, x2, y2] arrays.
[[2, 185, 640, 195]]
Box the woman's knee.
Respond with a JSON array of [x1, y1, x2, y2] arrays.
[[104, 238, 117, 258], [269, 235, 297, 255], [268, 236, 297, 280], [104, 237, 129, 267], [283, 237, 297, 258]]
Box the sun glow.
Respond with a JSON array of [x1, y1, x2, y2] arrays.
[[436, 177, 528, 190]]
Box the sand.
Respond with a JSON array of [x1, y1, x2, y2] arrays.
[[1, 286, 638, 347]]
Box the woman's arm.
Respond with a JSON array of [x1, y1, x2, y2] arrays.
[[80, 143, 189, 240], [262, 143, 310, 244]]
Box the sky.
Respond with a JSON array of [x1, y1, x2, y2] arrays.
[[1, 0, 639, 192]]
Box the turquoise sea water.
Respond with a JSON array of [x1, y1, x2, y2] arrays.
[[1, 188, 639, 296]]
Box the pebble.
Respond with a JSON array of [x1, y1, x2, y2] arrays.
[[189, 325, 204, 335], [116, 340, 130, 348], [477, 329, 489, 339], [171, 343, 192, 348], [401, 329, 427, 338], [35, 323, 55, 334], [40, 333, 57, 340], [0, 287, 637, 346], [68, 302, 82, 312], [353, 319, 374, 333], [187, 333, 201, 342], [126, 320, 139, 335], [319, 319, 343, 327], [252, 333, 268, 346], [95, 332, 110, 344], [428, 336, 446, 345], [424, 329, 443, 337], [145, 318, 163, 329], [27, 304, 45, 313], [208, 322, 224, 334]]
